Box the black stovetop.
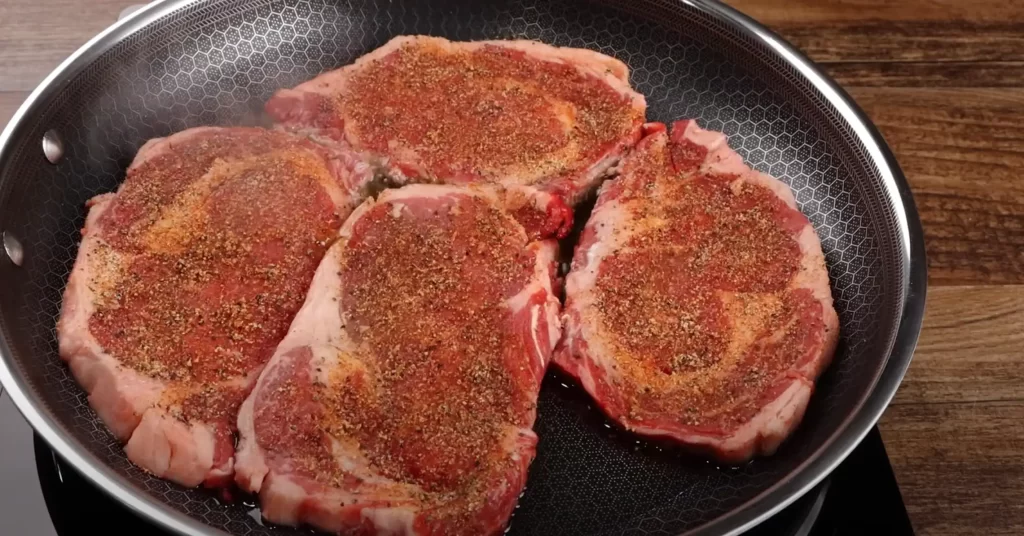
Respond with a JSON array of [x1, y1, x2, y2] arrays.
[[0, 391, 914, 535]]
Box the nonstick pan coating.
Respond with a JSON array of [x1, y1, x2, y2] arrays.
[[0, 0, 926, 534]]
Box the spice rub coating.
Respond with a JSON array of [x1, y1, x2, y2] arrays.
[[56, 126, 371, 488], [555, 120, 839, 463], [265, 35, 647, 205], [235, 184, 562, 536]]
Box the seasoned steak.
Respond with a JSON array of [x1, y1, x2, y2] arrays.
[[56, 127, 372, 487], [555, 120, 839, 463], [265, 35, 647, 206], [234, 184, 564, 535]]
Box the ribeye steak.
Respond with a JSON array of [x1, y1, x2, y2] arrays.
[[265, 35, 646, 205], [234, 184, 564, 535], [555, 120, 840, 463], [56, 126, 372, 487]]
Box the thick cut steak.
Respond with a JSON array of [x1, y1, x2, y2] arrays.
[[555, 120, 839, 463], [235, 184, 564, 535], [265, 35, 646, 206], [56, 127, 372, 487]]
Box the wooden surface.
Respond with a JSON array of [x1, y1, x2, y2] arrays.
[[1, 1, 1022, 535]]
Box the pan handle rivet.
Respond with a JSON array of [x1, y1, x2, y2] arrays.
[[42, 129, 64, 164], [3, 231, 24, 267]]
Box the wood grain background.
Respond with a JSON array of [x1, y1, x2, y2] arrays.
[[1, 0, 1022, 534]]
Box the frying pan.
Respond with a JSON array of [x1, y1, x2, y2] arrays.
[[0, 0, 927, 534]]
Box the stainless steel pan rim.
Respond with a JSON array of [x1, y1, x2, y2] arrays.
[[0, 0, 927, 535]]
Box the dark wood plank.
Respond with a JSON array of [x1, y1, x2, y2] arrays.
[[847, 87, 1024, 285], [827, 62, 1024, 88], [726, 0, 1024, 24], [765, 22, 1024, 63], [0, 92, 28, 130], [888, 286, 1024, 405], [0, 0, 138, 92], [724, 0, 1024, 86], [880, 401, 1024, 535]]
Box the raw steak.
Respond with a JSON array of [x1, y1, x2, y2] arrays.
[[234, 184, 564, 535], [555, 120, 840, 463], [56, 127, 372, 487], [265, 35, 647, 205]]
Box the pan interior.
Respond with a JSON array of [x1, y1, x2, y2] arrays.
[[0, 0, 905, 534]]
